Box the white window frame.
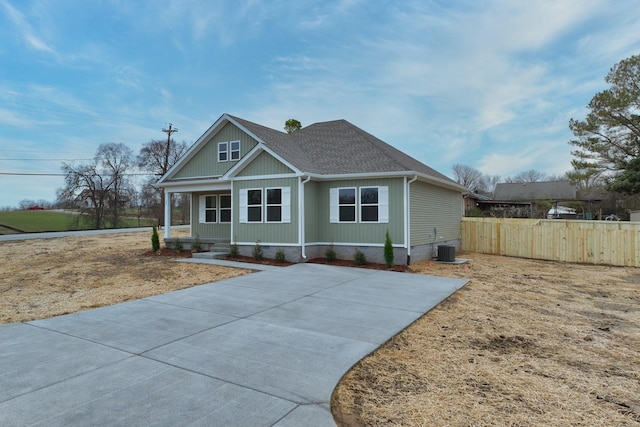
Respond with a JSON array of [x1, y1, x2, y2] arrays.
[[199, 195, 217, 223], [239, 187, 290, 224], [360, 187, 379, 222], [230, 140, 241, 161], [219, 194, 232, 223], [330, 186, 388, 223], [265, 187, 291, 223], [199, 194, 232, 224], [245, 188, 263, 223], [218, 142, 228, 162]]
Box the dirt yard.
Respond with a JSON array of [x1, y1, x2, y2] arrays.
[[1, 231, 639, 425], [0, 229, 250, 324], [333, 254, 640, 426]]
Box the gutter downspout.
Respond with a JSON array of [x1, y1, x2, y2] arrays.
[[299, 176, 311, 260], [406, 175, 418, 265]]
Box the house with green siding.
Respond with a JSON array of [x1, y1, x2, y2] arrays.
[[157, 113, 467, 265]]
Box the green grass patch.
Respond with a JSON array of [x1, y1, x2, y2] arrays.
[[0, 210, 156, 234]]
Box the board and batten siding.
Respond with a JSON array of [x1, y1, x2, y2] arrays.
[[236, 151, 295, 177], [410, 180, 462, 245], [191, 191, 232, 239], [308, 178, 405, 245], [304, 181, 320, 243], [174, 122, 258, 179], [233, 177, 299, 244]]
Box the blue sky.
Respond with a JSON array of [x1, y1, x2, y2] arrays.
[[1, 0, 639, 208]]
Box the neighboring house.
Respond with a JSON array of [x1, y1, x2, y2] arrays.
[[476, 181, 578, 218], [493, 181, 577, 201], [156, 114, 467, 265]]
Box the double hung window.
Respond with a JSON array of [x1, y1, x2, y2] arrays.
[[199, 194, 231, 223], [218, 140, 241, 162], [330, 186, 388, 223], [247, 189, 262, 222], [239, 187, 290, 223]]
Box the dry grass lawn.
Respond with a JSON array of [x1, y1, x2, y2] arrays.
[[1, 231, 639, 425], [0, 229, 250, 324], [333, 254, 640, 426]]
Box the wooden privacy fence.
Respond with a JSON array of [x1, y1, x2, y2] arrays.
[[461, 217, 640, 267]]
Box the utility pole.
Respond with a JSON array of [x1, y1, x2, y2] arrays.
[[162, 123, 178, 175], [160, 123, 178, 227]]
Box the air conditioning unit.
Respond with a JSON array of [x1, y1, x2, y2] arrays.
[[437, 245, 456, 262]]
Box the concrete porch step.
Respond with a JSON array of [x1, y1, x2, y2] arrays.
[[191, 251, 230, 260]]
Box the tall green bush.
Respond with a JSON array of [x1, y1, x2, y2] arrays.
[[384, 230, 394, 268], [151, 225, 160, 252]]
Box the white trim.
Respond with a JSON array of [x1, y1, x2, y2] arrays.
[[158, 113, 263, 184], [378, 186, 389, 223], [239, 189, 248, 223], [245, 187, 263, 223], [157, 180, 230, 193], [223, 145, 302, 180], [299, 176, 311, 259], [330, 185, 388, 223], [199, 195, 207, 224], [405, 175, 418, 256], [230, 140, 241, 161], [234, 242, 300, 247], [334, 187, 357, 223], [219, 194, 232, 223], [329, 188, 339, 223], [304, 241, 403, 248], [230, 181, 235, 242], [164, 190, 172, 239], [281, 187, 291, 223], [218, 141, 229, 162], [304, 171, 467, 192], [231, 173, 299, 181]]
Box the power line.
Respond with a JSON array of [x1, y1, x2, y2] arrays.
[[0, 158, 93, 161], [0, 172, 152, 176]]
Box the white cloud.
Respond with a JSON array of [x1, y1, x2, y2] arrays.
[[0, 0, 57, 55]]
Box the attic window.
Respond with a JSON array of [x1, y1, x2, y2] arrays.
[[218, 142, 228, 162], [230, 141, 240, 161], [218, 141, 240, 162]]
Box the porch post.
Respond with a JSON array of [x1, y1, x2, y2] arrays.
[[164, 190, 172, 239]]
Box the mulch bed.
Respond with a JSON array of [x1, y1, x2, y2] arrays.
[[143, 250, 411, 272], [142, 248, 193, 258], [225, 255, 295, 267], [223, 255, 411, 272], [307, 258, 411, 272]]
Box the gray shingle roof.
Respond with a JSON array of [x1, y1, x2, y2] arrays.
[[493, 181, 577, 200], [230, 115, 455, 183]]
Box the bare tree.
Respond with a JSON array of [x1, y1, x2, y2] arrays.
[[505, 169, 547, 183], [59, 143, 133, 229], [137, 138, 188, 225], [481, 175, 501, 196], [452, 164, 485, 192], [59, 162, 109, 229], [96, 143, 133, 228]]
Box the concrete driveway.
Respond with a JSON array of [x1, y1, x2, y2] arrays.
[[0, 263, 467, 426]]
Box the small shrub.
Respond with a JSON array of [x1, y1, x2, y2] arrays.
[[384, 230, 394, 268], [151, 225, 160, 253], [325, 243, 337, 262], [252, 241, 264, 260], [354, 247, 367, 265], [191, 234, 202, 253], [275, 248, 286, 263], [229, 243, 239, 258], [173, 238, 184, 252]]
